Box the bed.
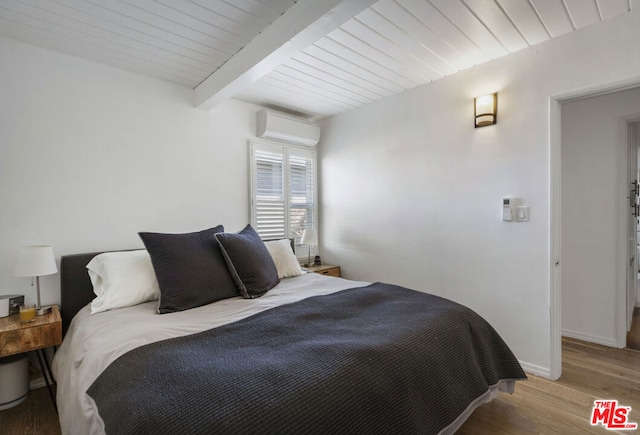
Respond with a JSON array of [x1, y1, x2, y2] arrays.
[[52, 226, 526, 435]]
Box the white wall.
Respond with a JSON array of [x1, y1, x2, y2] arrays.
[[561, 88, 640, 347], [0, 36, 262, 307], [319, 9, 640, 375]]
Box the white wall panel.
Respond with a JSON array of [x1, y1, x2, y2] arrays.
[[365, 3, 460, 73], [330, 25, 433, 84], [597, 0, 630, 19], [564, 0, 602, 28], [463, 0, 528, 52], [301, 44, 407, 94], [529, 0, 575, 35], [429, 0, 508, 58], [498, 0, 550, 45], [286, 54, 394, 100], [315, 35, 418, 90], [398, 0, 489, 68]]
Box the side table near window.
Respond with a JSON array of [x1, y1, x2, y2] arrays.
[[305, 264, 341, 277], [0, 305, 62, 411]]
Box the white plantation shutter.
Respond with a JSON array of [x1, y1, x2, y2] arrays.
[[250, 141, 317, 252], [288, 151, 315, 241], [254, 148, 285, 239]]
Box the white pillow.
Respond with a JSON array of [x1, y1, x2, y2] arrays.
[[87, 250, 160, 314], [264, 239, 303, 279]]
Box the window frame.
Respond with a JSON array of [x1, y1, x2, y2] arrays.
[[249, 139, 318, 257]]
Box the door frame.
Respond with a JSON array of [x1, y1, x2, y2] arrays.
[[619, 117, 640, 342], [549, 79, 640, 380], [625, 120, 640, 331]]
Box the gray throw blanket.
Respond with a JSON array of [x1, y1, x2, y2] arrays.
[[87, 283, 526, 434]]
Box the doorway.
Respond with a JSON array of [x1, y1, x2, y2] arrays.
[[626, 121, 640, 335], [551, 85, 640, 379], [628, 121, 640, 350]]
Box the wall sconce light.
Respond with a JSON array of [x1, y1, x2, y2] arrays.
[[474, 93, 497, 128]]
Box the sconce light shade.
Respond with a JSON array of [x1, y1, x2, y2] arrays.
[[474, 93, 497, 128]]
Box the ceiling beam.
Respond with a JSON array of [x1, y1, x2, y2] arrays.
[[193, 0, 378, 111]]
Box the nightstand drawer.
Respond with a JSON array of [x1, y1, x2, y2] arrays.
[[0, 306, 62, 357], [316, 267, 340, 277], [305, 265, 341, 277]]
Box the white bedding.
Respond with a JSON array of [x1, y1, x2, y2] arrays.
[[52, 273, 369, 435]]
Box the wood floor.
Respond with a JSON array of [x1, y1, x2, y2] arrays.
[[1, 337, 638, 434], [459, 337, 640, 434], [0, 385, 60, 435]]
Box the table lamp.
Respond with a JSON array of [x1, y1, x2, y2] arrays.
[[300, 229, 318, 267], [14, 245, 58, 315]]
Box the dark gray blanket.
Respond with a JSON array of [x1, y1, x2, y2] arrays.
[[87, 283, 526, 434]]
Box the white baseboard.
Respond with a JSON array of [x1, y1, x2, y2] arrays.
[[562, 329, 619, 348], [519, 329, 627, 382], [518, 360, 551, 379]]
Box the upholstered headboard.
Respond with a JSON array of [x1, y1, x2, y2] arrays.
[[59, 239, 295, 337], [60, 251, 107, 336]]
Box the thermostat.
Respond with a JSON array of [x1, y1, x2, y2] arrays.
[[502, 198, 513, 221]]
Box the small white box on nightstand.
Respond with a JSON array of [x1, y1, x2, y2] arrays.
[[0, 295, 24, 318]]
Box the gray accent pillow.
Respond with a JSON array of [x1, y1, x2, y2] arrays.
[[215, 225, 280, 298], [139, 226, 239, 313]]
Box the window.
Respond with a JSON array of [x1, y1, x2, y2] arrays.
[[250, 140, 317, 253]]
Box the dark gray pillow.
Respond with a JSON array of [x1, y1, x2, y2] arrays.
[[139, 226, 239, 313], [214, 225, 280, 299]]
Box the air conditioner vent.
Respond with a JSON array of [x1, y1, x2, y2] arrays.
[[257, 110, 320, 146]]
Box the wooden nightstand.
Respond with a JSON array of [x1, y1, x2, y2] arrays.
[[0, 305, 62, 411], [305, 264, 341, 277]]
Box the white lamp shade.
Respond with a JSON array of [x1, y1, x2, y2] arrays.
[[300, 229, 318, 246], [14, 245, 58, 277]]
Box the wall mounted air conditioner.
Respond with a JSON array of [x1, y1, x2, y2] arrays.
[[257, 110, 320, 146]]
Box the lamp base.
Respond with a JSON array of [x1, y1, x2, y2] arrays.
[[36, 306, 51, 316]]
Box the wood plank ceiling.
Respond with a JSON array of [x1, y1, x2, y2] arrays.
[[0, 0, 635, 119]]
